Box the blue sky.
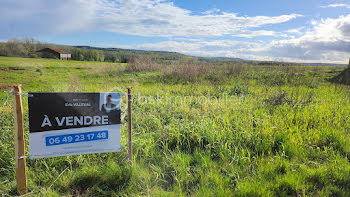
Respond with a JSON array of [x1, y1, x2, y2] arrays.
[[1, 0, 350, 63]]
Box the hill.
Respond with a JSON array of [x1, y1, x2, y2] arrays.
[[0, 38, 189, 63], [1, 38, 347, 67], [75, 45, 185, 55]]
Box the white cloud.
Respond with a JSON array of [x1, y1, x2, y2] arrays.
[[202, 8, 221, 15], [321, 3, 350, 8], [244, 14, 350, 63], [93, 0, 302, 37], [117, 14, 350, 64], [286, 27, 305, 35], [0, 0, 301, 38], [265, 14, 350, 52]]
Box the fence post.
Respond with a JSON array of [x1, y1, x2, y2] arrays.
[[127, 87, 133, 165], [12, 85, 27, 195]]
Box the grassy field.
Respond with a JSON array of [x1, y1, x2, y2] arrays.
[[0, 56, 349, 196]]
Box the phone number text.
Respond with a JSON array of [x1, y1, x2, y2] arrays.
[[45, 130, 108, 146]]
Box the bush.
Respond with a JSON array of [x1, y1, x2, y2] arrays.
[[162, 62, 217, 83], [264, 90, 289, 106], [125, 56, 160, 72], [224, 64, 245, 76], [265, 90, 313, 107], [228, 85, 249, 96]]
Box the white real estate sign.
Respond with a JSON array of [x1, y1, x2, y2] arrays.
[[28, 92, 121, 158]]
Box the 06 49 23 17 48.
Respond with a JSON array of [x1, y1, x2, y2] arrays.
[[45, 130, 108, 146]]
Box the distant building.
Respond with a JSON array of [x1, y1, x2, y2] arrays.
[[37, 48, 71, 60]]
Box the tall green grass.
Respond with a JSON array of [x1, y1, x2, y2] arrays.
[[0, 57, 349, 196]]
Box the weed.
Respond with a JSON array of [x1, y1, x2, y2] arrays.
[[0, 57, 349, 196]]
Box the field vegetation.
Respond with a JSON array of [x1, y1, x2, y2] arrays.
[[0, 56, 349, 196], [0, 38, 186, 63]]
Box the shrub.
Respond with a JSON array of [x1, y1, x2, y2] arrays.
[[125, 56, 160, 72], [162, 62, 217, 83], [265, 90, 313, 107], [264, 90, 288, 106], [223, 64, 245, 76], [228, 85, 249, 96]]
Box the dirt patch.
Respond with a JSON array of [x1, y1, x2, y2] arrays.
[[68, 75, 81, 91], [0, 85, 11, 90], [35, 68, 43, 76], [8, 67, 25, 71], [330, 68, 350, 85], [0, 67, 26, 71]]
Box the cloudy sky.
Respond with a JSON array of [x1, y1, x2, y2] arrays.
[[1, 0, 350, 63]]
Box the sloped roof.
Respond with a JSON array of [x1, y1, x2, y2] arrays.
[[37, 47, 70, 54]]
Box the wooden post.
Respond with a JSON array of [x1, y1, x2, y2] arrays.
[[12, 85, 27, 195], [127, 87, 133, 165]]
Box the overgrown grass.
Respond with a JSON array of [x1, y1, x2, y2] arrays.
[[0, 56, 349, 196]]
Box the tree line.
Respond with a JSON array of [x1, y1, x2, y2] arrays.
[[0, 38, 186, 63]]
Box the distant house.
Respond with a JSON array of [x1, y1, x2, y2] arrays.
[[37, 48, 71, 60]]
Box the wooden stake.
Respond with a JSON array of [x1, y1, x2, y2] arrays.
[[12, 85, 27, 195], [127, 87, 133, 165]]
